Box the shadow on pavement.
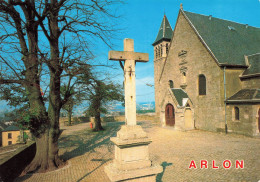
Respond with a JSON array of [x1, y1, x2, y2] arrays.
[[156, 161, 173, 182], [59, 122, 124, 161], [76, 158, 111, 182]]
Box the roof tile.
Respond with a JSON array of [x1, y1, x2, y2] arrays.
[[3, 125, 20, 132], [183, 11, 260, 66], [171, 88, 189, 106], [242, 54, 260, 76], [226, 89, 260, 103], [153, 15, 173, 45]]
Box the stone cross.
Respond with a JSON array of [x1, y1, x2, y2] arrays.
[[109, 38, 149, 126]]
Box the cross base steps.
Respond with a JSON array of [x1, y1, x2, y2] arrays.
[[104, 162, 162, 182], [105, 125, 163, 182]]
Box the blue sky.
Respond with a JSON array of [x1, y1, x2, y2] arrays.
[[1, 0, 260, 112], [100, 0, 260, 103]]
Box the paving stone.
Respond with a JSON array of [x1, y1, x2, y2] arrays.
[[15, 121, 260, 182]]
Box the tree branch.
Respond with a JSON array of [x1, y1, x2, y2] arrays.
[[0, 1, 28, 56], [0, 55, 22, 79], [0, 79, 22, 84]]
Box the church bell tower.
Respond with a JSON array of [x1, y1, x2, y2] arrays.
[[153, 15, 173, 117], [152, 15, 173, 61]]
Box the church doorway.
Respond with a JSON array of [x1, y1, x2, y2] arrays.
[[165, 104, 175, 126], [184, 108, 193, 129]]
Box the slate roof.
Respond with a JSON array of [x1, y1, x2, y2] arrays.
[[152, 15, 173, 45], [241, 54, 260, 77], [3, 125, 20, 132], [183, 10, 260, 67], [0, 123, 7, 132], [171, 88, 189, 106], [226, 89, 260, 103]]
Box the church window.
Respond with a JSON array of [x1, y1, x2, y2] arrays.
[[158, 45, 160, 58], [161, 45, 163, 57], [169, 80, 174, 88], [156, 47, 158, 58], [234, 107, 239, 120], [183, 72, 186, 83], [166, 43, 169, 54], [198, 74, 206, 95]]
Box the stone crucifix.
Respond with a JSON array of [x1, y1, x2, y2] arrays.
[[105, 39, 162, 182], [109, 38, 149, 126]]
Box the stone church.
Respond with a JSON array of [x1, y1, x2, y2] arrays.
[[153, 7, 260, 136]]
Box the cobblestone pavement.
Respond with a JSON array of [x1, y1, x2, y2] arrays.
[[15, 121, 260, 182]]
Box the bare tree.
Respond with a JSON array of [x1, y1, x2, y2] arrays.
[[0, 0, 122, 174], [60, 81, 85, 126], [84, 77, 123, 131]]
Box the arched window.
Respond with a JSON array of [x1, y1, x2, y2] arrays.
[[166, 43, 169, 54], [198, 74, 206, 95], [169, 80, 174, 88], [234, 107, 239, 120], [160, 44, 163, 57], [158, 45, 161, 58], [183, 72, 186, 83], [155, 47, 158, 58]]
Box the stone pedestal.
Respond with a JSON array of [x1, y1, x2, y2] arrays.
[[105, 125, 162, 182]]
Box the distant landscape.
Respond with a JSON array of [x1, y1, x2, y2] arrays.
[[111, 101, 155, 112], [0, 101, 155, 121], [107, 101, 155, 115], [71, 101, 155, 117]]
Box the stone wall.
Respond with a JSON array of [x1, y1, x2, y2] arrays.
[[241, 77, 260, 89], [59, 117, 90, 126], [224, 68, 243, 98], [226, 104, 260, 136], [253, 106, 260, 136], [99, 114, 156, 123], [154, 41, 170, 117], [61, 114, 156, 126], [0, 142, 36, 181]]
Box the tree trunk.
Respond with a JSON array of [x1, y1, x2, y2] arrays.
[[22, 132, 48, 173], [22, 130, 65, 174], [68, 108, 72, 126], [21, 80, 65, 174], [92, 82, 104, 131], [21, 1, 66, 174], [94, 114, 104, 131], [23, 43, 67, 175], [45, 0, 66, 171]]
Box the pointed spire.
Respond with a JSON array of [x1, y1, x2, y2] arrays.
[[152, 15, 173, 46]]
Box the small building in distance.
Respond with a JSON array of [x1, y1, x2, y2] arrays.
[[153, 6, 260, 136], [1, 125, 31, 147], [2, 125, 20, 146], [0, 122, 7, 146]]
